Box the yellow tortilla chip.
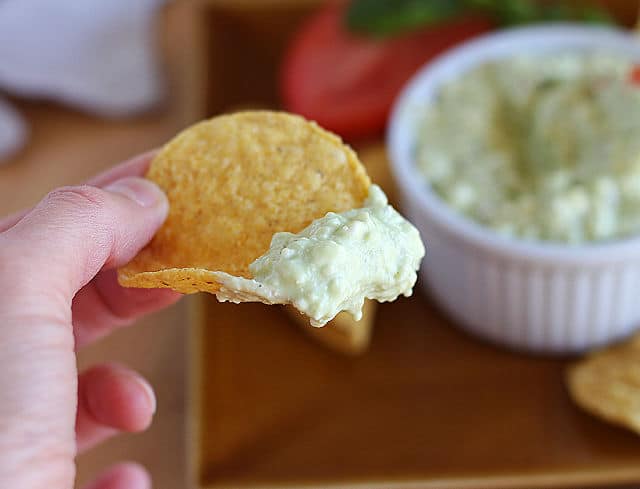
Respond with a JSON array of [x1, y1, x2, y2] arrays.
[[118, 111, 370, 293], [566, 336, 640, 435], [284, 300, 377, 356]]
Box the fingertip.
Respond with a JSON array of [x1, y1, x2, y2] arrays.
[[4, 180, 171, 298], [113, 462, 151, 489], [130, 372, 157, 418], [105, 177, 168, 213], [83, 462, 151, 489], [81, 363, 156, 433], [107, 365, 156, 432]]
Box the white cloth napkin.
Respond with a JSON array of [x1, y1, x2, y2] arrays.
[[0, 0, 166, 163], [0, 98, 27, 161]]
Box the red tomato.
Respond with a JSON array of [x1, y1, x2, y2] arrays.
[[280, 2, 493, 140], [630, 65, 640, 85]]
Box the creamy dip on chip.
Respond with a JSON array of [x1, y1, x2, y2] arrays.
[[213, 185, 425, 326], [416, 52, 640, 244]]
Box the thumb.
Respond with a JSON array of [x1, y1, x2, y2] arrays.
[[1, 177, 168, 302]]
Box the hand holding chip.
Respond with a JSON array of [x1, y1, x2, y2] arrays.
[[0, 152, 181, 489], [0, 112, 423, 489]]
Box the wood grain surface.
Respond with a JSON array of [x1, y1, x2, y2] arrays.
[[193, 295, 640, 489]]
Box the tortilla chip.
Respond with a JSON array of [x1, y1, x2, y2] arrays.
[[118, 111, 370, 294], [284, 300, 377, 356], [566, 337, 640, 435]]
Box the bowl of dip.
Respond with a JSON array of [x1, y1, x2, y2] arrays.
[[388, 24, 640, 353]]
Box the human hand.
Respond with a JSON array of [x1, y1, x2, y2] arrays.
[[0, 153, 181, 489]]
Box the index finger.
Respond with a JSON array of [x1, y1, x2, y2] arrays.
[[0, 150, 157, 233]]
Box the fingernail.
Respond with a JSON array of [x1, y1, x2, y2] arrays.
[[105, 177, 166, 208], [132, 375, 157, 415]]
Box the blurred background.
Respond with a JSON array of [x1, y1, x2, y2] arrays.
[[0, 1, 639, 488]]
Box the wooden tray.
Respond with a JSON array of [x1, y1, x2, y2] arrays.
[[188, 292, 640, 489], [187, 2, 640, 487]]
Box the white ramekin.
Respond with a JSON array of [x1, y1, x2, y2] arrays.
[[388, 24, 640, 354]]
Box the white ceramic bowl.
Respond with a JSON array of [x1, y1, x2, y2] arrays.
[[388, 24, 640, 354]]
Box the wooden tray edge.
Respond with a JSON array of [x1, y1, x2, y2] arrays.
[[194, 468, 640, 489]]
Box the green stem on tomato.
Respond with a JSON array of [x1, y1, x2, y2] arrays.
[[344, 0, 467, 38], [346, 0, 614, 38]]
